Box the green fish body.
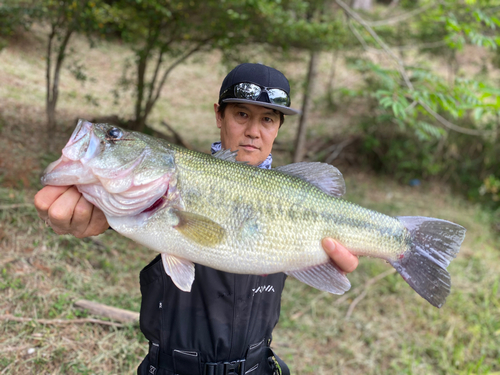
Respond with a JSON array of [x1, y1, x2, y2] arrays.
[[42, 120, 466, 308]]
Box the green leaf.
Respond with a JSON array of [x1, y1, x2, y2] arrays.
[[473, 107, 485, 121]]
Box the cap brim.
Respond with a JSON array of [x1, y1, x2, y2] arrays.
[[222, 98, 301, 116]]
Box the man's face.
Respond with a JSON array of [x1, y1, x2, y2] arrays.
[[214, 103, 281, 166]]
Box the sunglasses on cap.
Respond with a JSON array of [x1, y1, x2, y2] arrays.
[[219, 82, 291, 107]]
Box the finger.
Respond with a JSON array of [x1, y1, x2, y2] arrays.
[[78, 206, 109, 238], [47, 186, 82, 234], [322, 238, 359, 274], [34, 186, 72, 220], [70, 195, 94, 238]]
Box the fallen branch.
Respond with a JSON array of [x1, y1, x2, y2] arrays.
[[0, 314, 123, 327], [344, 268, 396, 319], [0, 344, 32, 353], [290, 268, 396, 321], [345, 289, 368, 319], [74, 299, 139, 324], [336, 268, 396, 306]]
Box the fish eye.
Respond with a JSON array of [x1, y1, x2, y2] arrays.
[[106, 127, 123, 140]]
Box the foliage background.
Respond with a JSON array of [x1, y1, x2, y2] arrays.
[[0, 0, 499, 374]]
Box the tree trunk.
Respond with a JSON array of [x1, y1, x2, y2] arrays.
[[293, 50, 320, 163], [133, 52, 148, 132], [132, 39, 208, 134], [327, 52, 339, 108], [46, 25, 73, 146], [46, 25, 56, 143]]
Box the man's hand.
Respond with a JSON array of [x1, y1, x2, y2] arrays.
[[322, 238, 358, 274], [34, 186, 109, 238]]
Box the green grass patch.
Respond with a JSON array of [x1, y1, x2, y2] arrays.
[[273, 175, 500, 374]]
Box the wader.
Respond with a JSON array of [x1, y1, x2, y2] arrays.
[[137, 255, 290, 375]]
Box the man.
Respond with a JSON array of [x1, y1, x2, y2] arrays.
[[35, 63, 358, 374]]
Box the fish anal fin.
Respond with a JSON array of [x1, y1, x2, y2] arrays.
[[173, 210, 225, 247], [286, 261, 351, 294], [275, 162, 346, 197], [161, 253, 195, 292], [391, 216, 466, 308]]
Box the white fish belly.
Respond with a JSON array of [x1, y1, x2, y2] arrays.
[[108, 212, 331, 274]]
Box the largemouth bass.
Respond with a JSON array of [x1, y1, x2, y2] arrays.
[[42, 119, 466, 308]]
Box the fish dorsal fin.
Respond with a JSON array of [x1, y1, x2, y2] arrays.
[[212, 148, 248, 164], [161, 253, 195, 292], [213, 148, 238, 162], [286, 260, 351, 294], [275, 162, 346, 197], [173, 210, 225, 247]]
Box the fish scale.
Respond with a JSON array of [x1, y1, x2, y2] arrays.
[[42, 119, 466, 308]]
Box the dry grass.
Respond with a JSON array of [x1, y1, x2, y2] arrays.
[[0, 26, 499, 375]]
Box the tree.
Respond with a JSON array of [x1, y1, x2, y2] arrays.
[[40, 0, 104, 141], [107, 0, 349, 135], [294, 50, 320, 162], [335, 0, 500, 137], [0, 1, 36, 51], [329, 0, 500, 207], [105, 0, 221, 132]]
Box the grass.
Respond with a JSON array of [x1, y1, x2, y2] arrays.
[[0, 187, 151, 374], [2, 177, 499, 374], [1, 26, 499, 375], [275, 175, 500, 374]]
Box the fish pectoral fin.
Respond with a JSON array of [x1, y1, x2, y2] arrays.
[[173, 210, 225, 247], [161, 253, 195, 292], [274, 162, 346, 197], [286, 261, 351, 294]]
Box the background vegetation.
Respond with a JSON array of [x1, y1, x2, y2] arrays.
[[0, 0, 499, 374]]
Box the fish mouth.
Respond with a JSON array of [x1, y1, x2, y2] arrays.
[[42, 119, 179, 218], [68, 119, 92, 148], [63, 119, 101, 163], [41, 119, 101, 186]]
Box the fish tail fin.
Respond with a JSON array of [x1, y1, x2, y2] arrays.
[[390, 216, 466, 308]]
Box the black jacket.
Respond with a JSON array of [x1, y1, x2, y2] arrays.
[[137, 255, 289, 375]]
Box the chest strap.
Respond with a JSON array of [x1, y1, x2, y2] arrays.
[[204, 359, 246, 375], [146, 338, 289, 375]]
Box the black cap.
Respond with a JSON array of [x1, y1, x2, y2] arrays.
[[219, 63, 300, 116]]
